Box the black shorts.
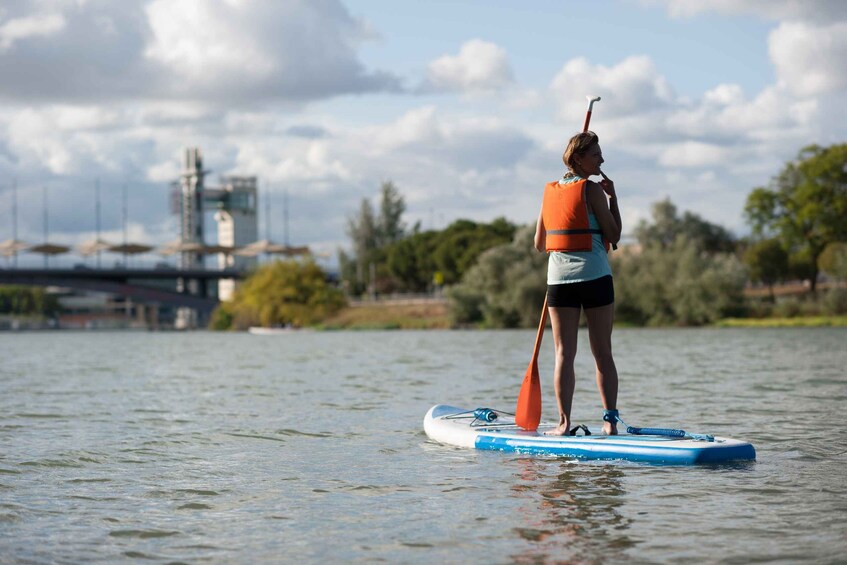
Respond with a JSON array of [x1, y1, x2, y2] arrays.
[[548, 275, 614, 309]]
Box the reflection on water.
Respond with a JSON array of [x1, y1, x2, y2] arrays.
[[510, 458, 634, 563]]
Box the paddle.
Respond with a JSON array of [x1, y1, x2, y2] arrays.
[[515, 294, 548, 431], [515, 95, 602, 431]]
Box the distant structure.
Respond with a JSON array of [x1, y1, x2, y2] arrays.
[[210, 177, 258, 300], [172, 148, 258, 327]]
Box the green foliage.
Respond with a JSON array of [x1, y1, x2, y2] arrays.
[[744, 238, 789, 292], [342, 181, 408, 294], [209, 302, 234, 331], [341, 181, 517, 295], [612, 198, 746, 326], [744, 143, 847, 290], [0, 286, 60, 316], [377, 181, 406, 247], [612, 236, 747, 326], [447, 225, 547, 328], [385, 230, 439, 291], [385, 217, 517, 292], [634, 199, 736, 252], [211, 259, 345, 330], [819, 242, 847, 281], [822, 288, 847, 315]]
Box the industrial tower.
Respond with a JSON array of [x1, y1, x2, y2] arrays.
[[173, 148, 258, 327]]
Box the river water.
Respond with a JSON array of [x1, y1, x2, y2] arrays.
[[1, 328, 845, 564]]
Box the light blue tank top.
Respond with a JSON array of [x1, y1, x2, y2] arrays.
[[547, 176, 612, 285]]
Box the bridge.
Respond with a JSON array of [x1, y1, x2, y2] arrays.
[[0, 266, 247, 318]]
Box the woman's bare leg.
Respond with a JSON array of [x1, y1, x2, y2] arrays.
[[544, 306, 581, 436], [585, 303, 618, 435]]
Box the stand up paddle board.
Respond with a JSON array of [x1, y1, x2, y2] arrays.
[[424, 405, 755, 465]]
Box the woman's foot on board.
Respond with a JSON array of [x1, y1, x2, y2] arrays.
[[544, 419, 570, 436], [602, 409, 619, 435], [544, 425, 570, 436]]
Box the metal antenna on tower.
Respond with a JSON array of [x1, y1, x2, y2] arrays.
[[42, 186, 48, 268], [12, 178, 18, 267], [122, 182, 128, 266], [283, 188, 289, 247], [95, 178, 102, 268], [265, 181, 271, 243]]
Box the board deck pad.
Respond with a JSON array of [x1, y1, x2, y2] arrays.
[[424, 405, 755, 465]]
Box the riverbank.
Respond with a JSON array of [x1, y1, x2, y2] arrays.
[[317, 300, 847, 330], [319, 301, 450, 330], [715, 315, 847, 327]]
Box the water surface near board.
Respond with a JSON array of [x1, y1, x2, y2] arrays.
[[1, 328, 845, 563]]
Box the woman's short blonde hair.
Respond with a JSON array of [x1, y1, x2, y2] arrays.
[[562, 131, 599, 171]]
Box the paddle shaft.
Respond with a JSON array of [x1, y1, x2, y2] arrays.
[[530, 294, 549, 361]]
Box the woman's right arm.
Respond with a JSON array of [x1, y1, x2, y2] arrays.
[[587, 180, 621, 245], [534, 205, 546, 252]]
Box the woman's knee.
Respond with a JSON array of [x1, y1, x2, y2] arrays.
[[593, 350, 616, 373], [555, 348, 577, 365]]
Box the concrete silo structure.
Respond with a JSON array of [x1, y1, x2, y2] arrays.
[[173, 148, 259, 327]]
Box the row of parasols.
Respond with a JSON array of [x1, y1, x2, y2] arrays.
[[0, 238, 310, 259]]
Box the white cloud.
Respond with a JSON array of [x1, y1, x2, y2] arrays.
[[423, 39, 514, 93], [769, 21, 847, 97], [703, 84, 745, 106], [550, 56, 675, 124], [658, 141, 728, 167], [144, 0, 276, 86], [0, 12, 65, 51], [648, 0, 847, 23], [141, 0, 400, 102], [0, 0, 400, 104]]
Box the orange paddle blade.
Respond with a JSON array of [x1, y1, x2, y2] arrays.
[[515, 361, 542, 431], [515, 295, 548, 431]]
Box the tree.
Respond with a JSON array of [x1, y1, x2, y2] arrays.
[[819, 242, 847, 282], [744, 238, 789, 301], [0, 286, 60, 316], [341, 181, 408, 295], [385, 230, 439, 292], [744, 143, 847, 292], [431, 218, 517, 285], [613, 198, 745, 325], [345, 197, 379, 292], [211, 259, 346, 330], [447, 225, 547, 328], [612, 236, 747, 326], [634, 198, 735, 252], [377, 181, 406, 247]]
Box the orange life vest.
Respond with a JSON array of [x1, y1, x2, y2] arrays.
[[542, 179, 610, 252]]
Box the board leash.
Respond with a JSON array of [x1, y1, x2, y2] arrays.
[[445, 408, 518, 428], [604, 410, 715, 442]]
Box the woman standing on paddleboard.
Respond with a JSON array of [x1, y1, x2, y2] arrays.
[[533, 131, 622, 436]]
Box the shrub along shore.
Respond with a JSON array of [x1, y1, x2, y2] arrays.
[[315, 297, 847, 330]]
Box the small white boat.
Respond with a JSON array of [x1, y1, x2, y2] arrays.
[[247, 326, 301, 335]]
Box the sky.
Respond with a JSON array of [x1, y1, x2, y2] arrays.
[[1, 0, 846, 265]]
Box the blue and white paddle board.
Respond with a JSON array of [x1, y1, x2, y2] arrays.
[[424, 405, 755, 465]]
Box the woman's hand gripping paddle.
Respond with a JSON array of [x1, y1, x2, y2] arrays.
[[515, 294, 548, 431], [516, 95, 601, 431]]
